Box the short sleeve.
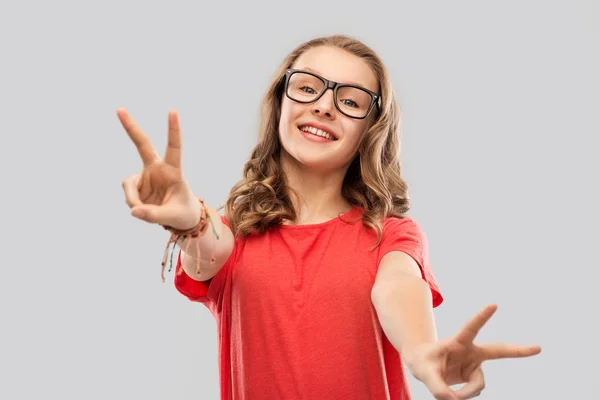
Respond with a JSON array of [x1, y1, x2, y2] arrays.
[[377, 217, 444, 308], [173, 215, 236, 312]]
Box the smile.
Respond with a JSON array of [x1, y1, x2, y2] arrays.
[[298, 125, 337, 141]]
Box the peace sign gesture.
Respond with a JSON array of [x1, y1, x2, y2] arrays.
[[118, 108, 201, 230], [407, 304, 542, 399]]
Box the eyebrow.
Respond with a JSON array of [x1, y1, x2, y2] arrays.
[[301, 66, 371, 90]]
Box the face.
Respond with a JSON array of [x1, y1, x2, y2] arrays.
[[278, 46, 379, 174]]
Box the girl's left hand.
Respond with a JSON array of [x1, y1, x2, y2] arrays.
[[405, 304, 541, 400]]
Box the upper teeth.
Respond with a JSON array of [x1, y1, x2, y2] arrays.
[[300, 126, 335, 140]]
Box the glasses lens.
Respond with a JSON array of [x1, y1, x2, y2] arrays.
[[336, 86, 373, 118], [286, 71, 374, 118], [287, 72, 325, 103]]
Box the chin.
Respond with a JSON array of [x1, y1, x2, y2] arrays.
[[298, 156, 334, 172], [283, 148, 346, 174]]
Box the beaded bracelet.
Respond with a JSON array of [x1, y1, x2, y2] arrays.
[[160, 198, 220, 282]]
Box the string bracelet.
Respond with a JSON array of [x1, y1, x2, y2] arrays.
[[159, 198, 220, 283]]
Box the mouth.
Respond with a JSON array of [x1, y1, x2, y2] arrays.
[[297, 124, 338, 141]]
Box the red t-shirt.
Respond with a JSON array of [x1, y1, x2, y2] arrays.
[[174, 206, 443, 400]]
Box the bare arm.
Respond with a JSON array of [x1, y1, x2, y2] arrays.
[[370, 251, 438, 369], [117, 107, 236, 283], [179, 202, 235, 282], [372, 251, 542, 400]]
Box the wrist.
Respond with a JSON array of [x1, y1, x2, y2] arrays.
[[402, 342, 436, 376], [180, 196, 202, 230], [162, 198, 207, 234]]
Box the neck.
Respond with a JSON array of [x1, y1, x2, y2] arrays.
[[280, 150, 353, 225]]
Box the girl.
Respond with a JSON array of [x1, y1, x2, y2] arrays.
[[119, 35, 541, 400]]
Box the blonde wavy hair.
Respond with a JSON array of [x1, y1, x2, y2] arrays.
[[223, 34, 410, 244]]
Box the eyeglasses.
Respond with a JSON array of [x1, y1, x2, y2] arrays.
[[282, 69, 381, 119]]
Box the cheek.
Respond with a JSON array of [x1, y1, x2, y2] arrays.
[[343, 121, 370, 148], [278, 101, 300, 137]]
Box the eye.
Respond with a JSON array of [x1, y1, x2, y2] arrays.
[[340, 99, 358, 108], [299, 85, 317, 94]]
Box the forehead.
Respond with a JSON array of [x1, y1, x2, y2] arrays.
[[291, 46, 379, 93]]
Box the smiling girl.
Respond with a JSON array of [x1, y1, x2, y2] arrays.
[[119, 35, 541, 400]]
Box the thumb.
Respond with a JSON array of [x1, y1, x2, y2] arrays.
[[131, 203, 199, 229], [131, 204, 173, 225], [422, 371, 459, 400]]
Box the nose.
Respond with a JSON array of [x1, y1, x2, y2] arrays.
[[311, 89, 336, 119]]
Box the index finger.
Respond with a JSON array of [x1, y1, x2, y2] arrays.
[[163, 110, 181, 168], [117, 107, 159, 166], [478, 342, 542, 361], [454, 304, 498, 344]]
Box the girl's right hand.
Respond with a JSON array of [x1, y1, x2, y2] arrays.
[[118, 108, 201, 231]]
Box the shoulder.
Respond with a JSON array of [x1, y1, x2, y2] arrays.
[[347, 206, 425, 245], [382, 215, 425, 239], [351, 205, 422, 232], [383, 215, 421, 229], [377, 214, 444, 307], [377, 215, 427, 253]]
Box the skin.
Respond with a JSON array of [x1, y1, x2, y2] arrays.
[[118, 109, 234, 281], [119, 45, 542, 399], [276, 45, 542, 399], [277, 45, 378, 225]]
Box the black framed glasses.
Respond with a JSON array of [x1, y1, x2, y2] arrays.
[[282, 69, 381, 119]]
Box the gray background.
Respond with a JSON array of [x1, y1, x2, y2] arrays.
[[0, 0, 597, 399]]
